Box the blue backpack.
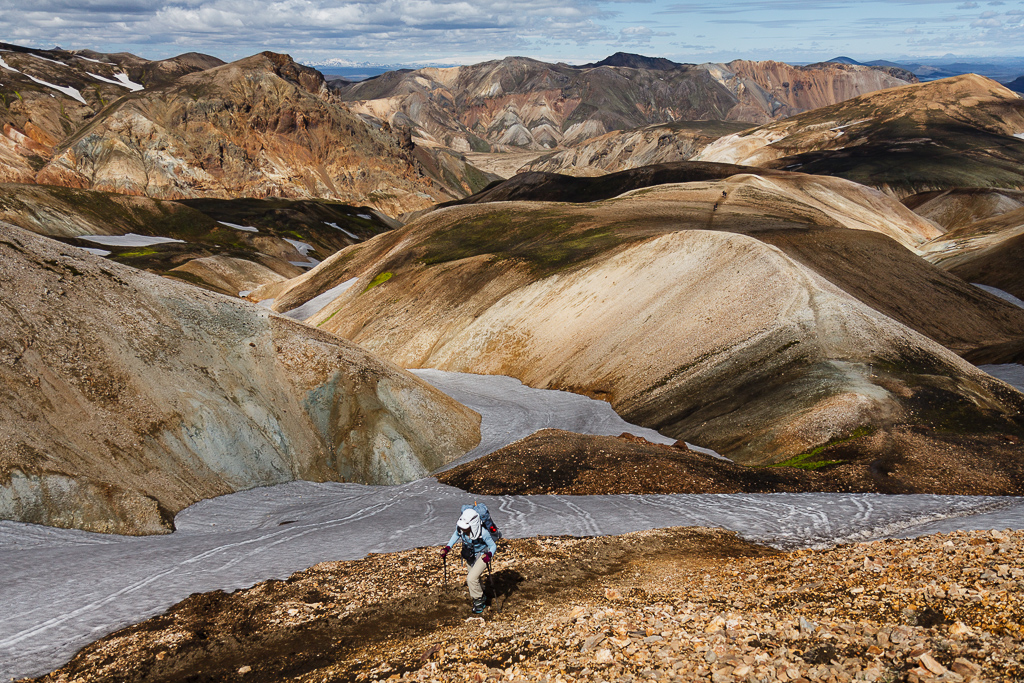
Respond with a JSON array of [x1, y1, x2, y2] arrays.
[[461, 502, 502, 540]]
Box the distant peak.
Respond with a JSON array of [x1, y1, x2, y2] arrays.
[[827, 56, 863, 65], [581, 52, 683, 71]]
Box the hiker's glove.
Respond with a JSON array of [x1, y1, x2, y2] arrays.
[[482, 552, 492, 564], [440, 546, 450, 557]]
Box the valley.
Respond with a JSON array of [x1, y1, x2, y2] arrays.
[[0, 39, 1022, 683]]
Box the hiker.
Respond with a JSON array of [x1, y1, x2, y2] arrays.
[[439, 507, 498, 614]]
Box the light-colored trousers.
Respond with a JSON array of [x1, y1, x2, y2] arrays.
[[466, 556, 488, 599]]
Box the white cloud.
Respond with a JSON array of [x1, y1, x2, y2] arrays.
[[0, 0, 616, 61]]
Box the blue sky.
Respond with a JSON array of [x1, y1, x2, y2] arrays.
[[2, 0, 1023, 65]]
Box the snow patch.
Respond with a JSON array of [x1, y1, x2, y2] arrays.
[[257, 298, 276, 309], [413, 370, 730, 465], [238, 290, 251, 298], [283, 278, 358, 321], [412, 369, 677, 472], [218, 221, 259, 233], [979, 364, 1024, 393], [79, 233, 185, 247], [112, 72, 144, 91], [87, 71, 143, 92], [973, 283, 1024, 309], [27, 54, 64, 66], [686, 443, 730, 461], [325, 221, 361, 240], [74, 55, 109, 64], [0, 57, 87, 104], [284, 238, 314, 256], [356, 213, 372, 220], [830, 118, 872, 131], [79, 247, 111, 257], [284, 239, 319, 268], [1015, 133, 1024, 139]]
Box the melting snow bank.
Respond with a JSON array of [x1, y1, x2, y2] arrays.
[[86, 71, 144, 91], [0, 55, 87, 104], [325, 221, 361, 240], [0, 481, 1021, 679], [79, 233, 185, 247], [285, 238, 319, 268], [410, 369, 685, 471], [980, 364, 1024, 392], [283, 277, 358, 321], [973, 282, 1024, 309]]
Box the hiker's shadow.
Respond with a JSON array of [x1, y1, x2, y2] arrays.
[[486, 569, 524, 612]]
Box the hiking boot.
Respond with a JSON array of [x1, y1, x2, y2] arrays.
[[471, 597, 486, 614]]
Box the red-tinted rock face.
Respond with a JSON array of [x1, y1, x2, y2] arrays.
[[337, 57, 915, 152]]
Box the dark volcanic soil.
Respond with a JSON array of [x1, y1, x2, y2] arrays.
[[32, 528, 1024, 683], [442, 161, 790, 206], [436, 429, 1024, 496], [32, 528, 772, 683]]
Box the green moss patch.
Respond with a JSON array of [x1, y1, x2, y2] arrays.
[[771, 427, 874, 470], [417, 208, 627, 277], [363, 271, 393, 292]]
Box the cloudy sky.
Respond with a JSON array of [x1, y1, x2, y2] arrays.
[[2, 0, 1024, 65]]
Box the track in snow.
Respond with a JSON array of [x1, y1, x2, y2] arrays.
[[1, 370, 1022, 678]]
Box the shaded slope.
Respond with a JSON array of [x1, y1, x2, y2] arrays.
[[253, 177, 1024, 466], [922, 206, 1024, 301], [902, 188, 1024, 231], [0, 224, 480, 534], [444, 161, 791, 206], [0, 184, 393, 295], [698, 74, 1024, 198]]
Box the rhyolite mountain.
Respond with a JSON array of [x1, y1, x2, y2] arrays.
[[252, 170, 1024, 468], [0, 223, 481, 534], [0, 42, 223, 185], [697, 74, 1024, 198], [0, 44, 493, 214], [336, 56, 914, 153]]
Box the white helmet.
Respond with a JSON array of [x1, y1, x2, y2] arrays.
[[457, 508, 482, 539]]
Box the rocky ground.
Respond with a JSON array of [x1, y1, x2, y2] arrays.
[[437, 430, 1024, 496], [31, 527, 1022, 683]]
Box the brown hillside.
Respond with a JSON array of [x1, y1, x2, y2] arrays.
[[902, 188, 1024, 231], [0, 224, 479, 534], [437, 429, 1024, 496], [252, 175, 1024, 466]]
